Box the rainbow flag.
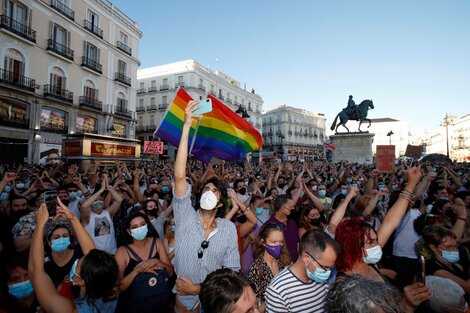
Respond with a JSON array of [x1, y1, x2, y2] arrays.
[[323, 140, 336, 152], [154, 88, 263, 163]]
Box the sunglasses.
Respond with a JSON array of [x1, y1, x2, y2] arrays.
[[198, 240, 209, 259]]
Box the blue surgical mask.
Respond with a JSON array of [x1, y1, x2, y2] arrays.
[[0, 192, 8, 201], [255, 207, 264, 215], [161, 186, 170, 193], [8, 280, 34, 299], [329, 177, 334, 183], [51, 237, 71, 253], [318, 190, 326, 197], [306, 262, 331, 284], [391, 184, 397, 190], [363, 245, 383, 264], [170, 225, 176, 233], [442, 250, 460, 263], [131, 225, 148, 241], [341, 189, 348, 196], [378, 184, 386, 190], [346, 178, 352, 184], [68, 191, 78, 200], [5, 185, 11, 193]]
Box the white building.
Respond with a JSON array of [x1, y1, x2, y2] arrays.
[[423, 114, 470, 162], [335, 118, 410, 157], [262, 105, 326, 161], [136, 59, 263, 158], [0, 0, 142, 163]]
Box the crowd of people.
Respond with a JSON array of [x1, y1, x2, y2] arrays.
[[0, 101, 469, 313]]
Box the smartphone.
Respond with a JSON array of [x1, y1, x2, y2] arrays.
[[44, 190, 58, 217], [416, 255, 426, 285], [192, 99, 212, 115]]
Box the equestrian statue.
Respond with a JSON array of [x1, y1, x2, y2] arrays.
[[330, 95, 375, 133]]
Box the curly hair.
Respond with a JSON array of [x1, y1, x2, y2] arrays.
[[252, 224, 291, 266], [197, 177, 228, 218], [326, 275, 405, 313], [335, 218, 376, 272]]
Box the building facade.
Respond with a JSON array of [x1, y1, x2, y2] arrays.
[[420, 114, 470, 162], [262, 105, 326, 161], [0, 0, 141, 163], [136, 59, 263, 159]]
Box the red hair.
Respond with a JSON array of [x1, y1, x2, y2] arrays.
[[335, 217, 375, 272]]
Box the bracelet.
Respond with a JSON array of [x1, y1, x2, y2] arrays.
[[399, 189, 416, 202], [456, 217, 467, 225]]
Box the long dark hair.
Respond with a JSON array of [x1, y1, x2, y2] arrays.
[[81, 249, 118, 302], [125, 212, 159, 243]]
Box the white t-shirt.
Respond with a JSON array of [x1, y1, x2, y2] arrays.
[[84, 210, 117, 254], [393, 209, 421, 259]]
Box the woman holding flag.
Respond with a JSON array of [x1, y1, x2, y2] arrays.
[[172, 100, 240, 313]]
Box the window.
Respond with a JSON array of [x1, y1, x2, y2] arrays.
[[151, 80, 156, 87], [87, 9, 99, 29], [177, 76, 183, 83], [139, 82, 144, 89], [150, 114, 154, 125], [162, 78, 168, 85], [150, 97, 155, 106], [139, 99, 143, 106], [162, 95, 167, 104], [199, 78, 203, 85], [7, 0, 28, 24], [83, 80, 97, 99], [51, 23, 69, 46], [3, 48, 24, 83], [211, 84, 215, 92], [50, 66, 66, 92], [120, 32, 128, 44], [118, 60, 127, 75], [138, 116, 143, 125], [84, 42, 99, 61]]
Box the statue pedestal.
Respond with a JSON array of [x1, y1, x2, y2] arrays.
[[330, 133, 375, 164]]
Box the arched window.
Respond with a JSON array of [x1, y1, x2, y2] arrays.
[[4, 49, 25, 82], [50, 66, 66, 93], [83, 79, 97, 99]]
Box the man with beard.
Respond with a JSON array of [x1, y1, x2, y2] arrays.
[[12, 194, 42, 252]]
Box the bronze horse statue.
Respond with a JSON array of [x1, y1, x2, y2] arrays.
[[330, 100, 374, 133]]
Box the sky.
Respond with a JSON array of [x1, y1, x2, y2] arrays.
[[111, 0, 470, 136]]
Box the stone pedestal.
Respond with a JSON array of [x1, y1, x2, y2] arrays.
[[330, 133, 375, 164]]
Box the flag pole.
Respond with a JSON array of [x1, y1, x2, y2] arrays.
[[188, 116, 202, 156]]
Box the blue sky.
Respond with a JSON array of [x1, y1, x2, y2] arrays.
[[112, 0, 469, 135]]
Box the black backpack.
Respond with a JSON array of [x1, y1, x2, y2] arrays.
[[125, 238, 171, 313]]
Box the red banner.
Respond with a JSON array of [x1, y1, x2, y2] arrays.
[[90, 142, 136, 157], [376, 145, 395, 173], [144, 141, 164, 154]]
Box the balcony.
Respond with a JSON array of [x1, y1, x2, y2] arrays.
[[44, 84, 73, 103], [160, 84, 169, 91], [135, 125, 147, 132], [198, 84, 205, 91], [116, 41, 132, 56], [0, 68, 35, 92], [175, 82, 185, 88], [136, 106, 146, 112], [147, 104, 157, 111], [0, 15, 36, 43], [159, 103, 168, 110], [137, 88, 146, 94], [84, 20, 103, 38], [114, 105, 133, 118], [218, 94, 224, 100], [114, 72, 131, 86], [226, 98, 233, 104], [50, 0, 75, 20], [79, 96, 102, 111], [81, 56, 102, 74], [148, 86, 158, 93], [47, 39, 74, 61]]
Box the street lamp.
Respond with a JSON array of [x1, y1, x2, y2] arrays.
[[387, 130, 394, 145], [441, 113, 453, 158]]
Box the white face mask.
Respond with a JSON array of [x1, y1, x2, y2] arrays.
[[363, 245, 383, 264], [200, 190, 218, 211]]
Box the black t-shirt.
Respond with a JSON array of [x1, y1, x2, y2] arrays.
[[44, 247, 83, 286]]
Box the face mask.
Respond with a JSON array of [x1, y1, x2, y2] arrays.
[[391, 184, 397, 191], [318, 190, 326, 197], [265, 244, 283, 258], [0, 192, 8, 201], [311, 185, 317, 191], [439, 197, 449, 201], [255, 207, 264, 215], [51, 236, 71, 253], [131, 225, 148, 241], [442, 250, 460, 263], [278, 183, 286, 189], [91, 200, 104, 213], [310, 218, 322, 227], [329, 177, 334, 183], [306, 261, 331, 284], [8, 280, 34, 299], [5, 185, 11, 193], [147, 209, 158, 217], [161, 186, 170, 193], [16, 183, 25, 189], [170, 225, 176, 233], [341, 189, 348, 196], [238, 187, 247, 195], [200, 190, 218, 211], [346, 178, 353, 184], [68, 191, 78, 200], [378, 184, 386, 190], [363, 245, 383, 264]]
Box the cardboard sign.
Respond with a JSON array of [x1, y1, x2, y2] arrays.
[[376, 145, 396, 173], [144, 141, 163, 154]]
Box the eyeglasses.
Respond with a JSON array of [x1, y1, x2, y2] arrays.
[[198, 240, 209, 259], [305, 251, 333, 271]]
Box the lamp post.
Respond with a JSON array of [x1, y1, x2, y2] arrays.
[[387, 130, 394, 145], [277, 132, 285, 161], [441, 113, 452, 158]]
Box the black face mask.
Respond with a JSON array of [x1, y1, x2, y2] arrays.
[[445, 209, 455, 218], [61, 199, 70, 206], [235, 214, 248, 224], [11, 209, 31, 221], [278, 183, 286, 189], [144, 189, 158, 197], [238, 188, 247, 195], [310, 218, 323, 227], [147, 209, 158, 217]]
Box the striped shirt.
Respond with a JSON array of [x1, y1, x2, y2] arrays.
[[265, 267, 328, 313], [173, 184, 240, 310]]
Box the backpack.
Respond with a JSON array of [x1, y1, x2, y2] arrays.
[[125, 238, 171, 313]]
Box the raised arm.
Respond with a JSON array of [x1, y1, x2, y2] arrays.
[[328, 187, 358, 234], [377, 167, 421, 248], [175, 100, 199, 197], [302, 180, 325, 212]]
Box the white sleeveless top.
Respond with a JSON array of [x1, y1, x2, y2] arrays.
[[85, 210, 117, 254]]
